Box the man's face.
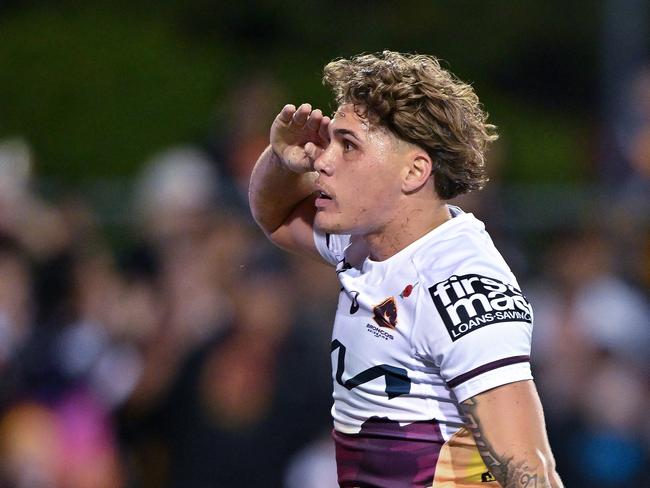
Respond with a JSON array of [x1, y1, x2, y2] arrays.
[[313, 104, 408, 236]]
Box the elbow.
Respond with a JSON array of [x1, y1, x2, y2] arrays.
[[249, 198, 283, 238]]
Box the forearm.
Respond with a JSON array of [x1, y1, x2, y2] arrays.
[[462, 381, 563, 488], [468, 411, 561, 487], [248, 145, 318, 235]]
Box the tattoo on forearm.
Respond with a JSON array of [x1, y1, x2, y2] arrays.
[[462, 399, 551, 488]]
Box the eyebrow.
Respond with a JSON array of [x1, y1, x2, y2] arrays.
[[331, 128, 363, 142]]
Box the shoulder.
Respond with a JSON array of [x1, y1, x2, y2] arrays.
[[413, 211, 518, 289], [410, 211, 532, 355]]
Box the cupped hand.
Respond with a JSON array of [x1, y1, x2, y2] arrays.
[[270, 103, 331, 173]]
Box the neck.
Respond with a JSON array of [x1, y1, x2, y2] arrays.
[[364, 201, 451, 261]]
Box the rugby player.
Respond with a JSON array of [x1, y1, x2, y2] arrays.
[[249, 51, 563, 487]]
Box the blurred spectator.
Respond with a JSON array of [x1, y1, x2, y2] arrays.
[[0, 235, 32, 369], [0, 395, 124, 488], [284, 432, 337, 488], [0, 139, 70, 260], [567, 357, 649, 487], [112, 144, 331, 487], [528, 228, 650, 486], [119, 244, 332, 487], [208, 74, 285, 200], [610, 64, 650, 288], [0, 187, 128, 487], [122, 147, 234, 417], [134, 145, 222, 242]]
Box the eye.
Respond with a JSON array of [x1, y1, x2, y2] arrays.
[[343, 139, 356, 152]]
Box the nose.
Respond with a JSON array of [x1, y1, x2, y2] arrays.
[[313, 146, 334, 176]]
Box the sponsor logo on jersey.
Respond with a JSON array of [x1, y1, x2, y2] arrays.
[[428, 274, 532, 341], [372, 297, 398, 329]]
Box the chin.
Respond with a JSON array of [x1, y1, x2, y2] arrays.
[[314, 214, 346, 235]]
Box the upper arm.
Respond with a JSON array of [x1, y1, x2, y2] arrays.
[[461, 380, 563, 487], [266, 193, 324, 262]]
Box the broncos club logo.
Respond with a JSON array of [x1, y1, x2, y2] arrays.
[[373, 297, 398, 329]]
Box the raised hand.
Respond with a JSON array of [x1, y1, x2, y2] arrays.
[[270, 103, 331, 173]]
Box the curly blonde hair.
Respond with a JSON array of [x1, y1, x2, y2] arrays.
[[323, 51, 498, 200]]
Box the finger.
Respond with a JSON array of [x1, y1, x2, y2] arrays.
[[318, 115, 331, 143], [304, 141, 323, 161], [277, 104, 296, 123], [306, 109, 323, 131], [292, 103, 312, 126]]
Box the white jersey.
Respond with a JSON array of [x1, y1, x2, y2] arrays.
[[314, 206, 533, 487]]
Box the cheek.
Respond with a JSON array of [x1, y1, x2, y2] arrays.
[[346, 176, 396, 221]]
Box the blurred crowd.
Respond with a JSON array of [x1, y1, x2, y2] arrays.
[[0, 72, 647, 488]]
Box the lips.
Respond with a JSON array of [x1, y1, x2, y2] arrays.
[[314, 186, 334, 208]]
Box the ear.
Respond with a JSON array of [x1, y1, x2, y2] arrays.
[[401, 150, 433, 193]]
